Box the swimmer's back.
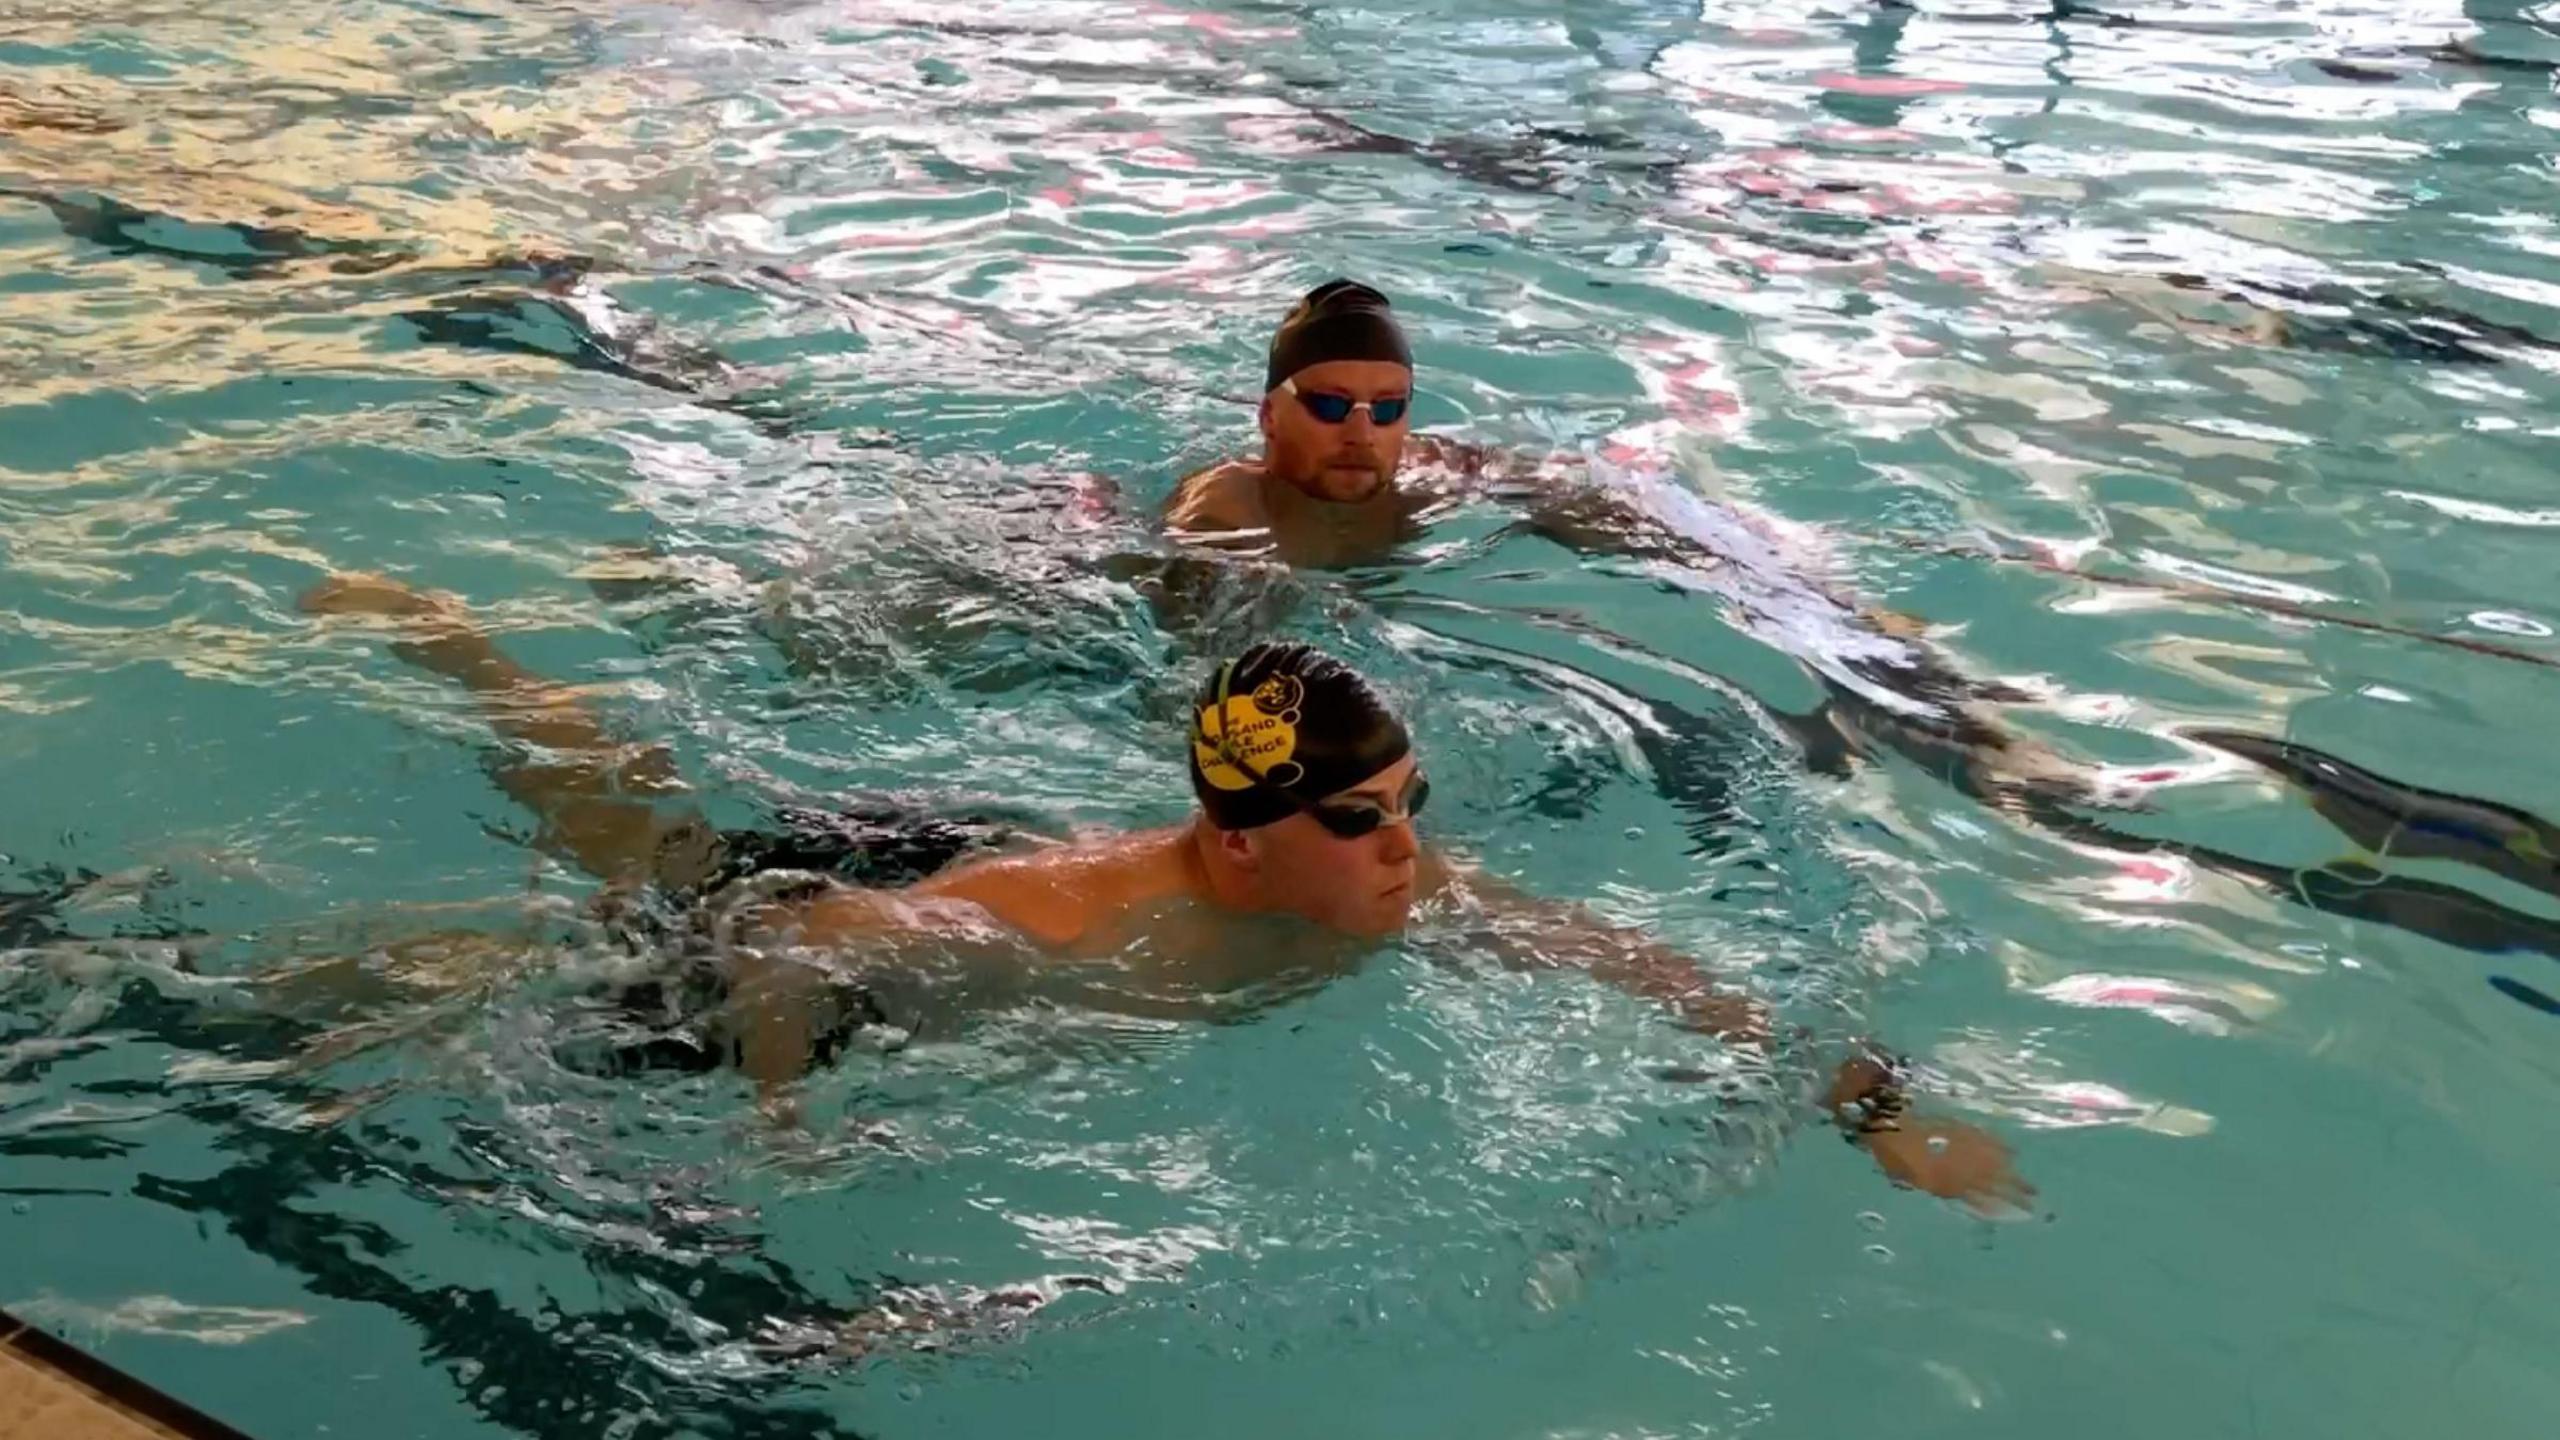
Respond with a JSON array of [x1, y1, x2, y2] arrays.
[[800, 826, 1205, 954]]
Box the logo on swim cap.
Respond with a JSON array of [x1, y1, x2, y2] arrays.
[[1195, 673, 1306, 791]]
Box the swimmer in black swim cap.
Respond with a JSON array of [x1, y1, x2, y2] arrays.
[[1165, 280, 1431, 564], [1187, 641, 1428, 937], [1255, 279, 1415, 506]]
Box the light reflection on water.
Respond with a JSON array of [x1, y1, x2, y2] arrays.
[[6, 0, 2560, 1436]]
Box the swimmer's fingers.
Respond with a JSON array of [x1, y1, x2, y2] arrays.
[[1964, 1169, 2042, 1221], [1950, 1130, 2036, 1216]]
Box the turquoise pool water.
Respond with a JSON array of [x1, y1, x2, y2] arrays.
[[6, 1, 2560, 1436]]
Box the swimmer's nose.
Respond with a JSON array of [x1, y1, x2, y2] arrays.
[[1375, 815, 1419, 864]]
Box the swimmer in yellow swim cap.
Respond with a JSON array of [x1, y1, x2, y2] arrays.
[[1183, 642, 1428, 939], [300, 573, 2033, 1214]]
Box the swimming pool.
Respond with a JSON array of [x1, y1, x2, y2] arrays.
[[5, 0, 2559, 1435]]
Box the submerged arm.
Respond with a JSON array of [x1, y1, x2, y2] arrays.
[[1426, 852, 2033, 1211], [1407, 438, 1965, 695], [1422, 850, 1769, 1042]]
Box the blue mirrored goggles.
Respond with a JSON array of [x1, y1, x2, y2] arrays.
[[1281, 377, 1411, 426]]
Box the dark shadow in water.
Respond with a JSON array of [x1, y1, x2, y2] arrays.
[[4, 186, 796, 431], [129, 1103, 877, 1440], [2154, 272, 2560, 366], [394, 290, 795, 433], [2489, 975, 2560, 1013], [0, 867, 900, 1435], [1415, 628, 1761, 862], [0, 187, 411, 279], [1, 869, 85, 948], [0, 864, 191, 950], [2187, 730, 2560, 900], [1406, 499, 2560, 1014], [1801, 678, 2560, 1014], [0, 953, 881, 1440]]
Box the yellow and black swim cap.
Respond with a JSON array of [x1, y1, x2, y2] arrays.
[[1265, 280, 1413, 393], [1190, 642, 1412, 831]]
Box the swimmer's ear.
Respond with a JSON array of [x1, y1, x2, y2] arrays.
[[1216, 825, 1262, 872], [1257, 395, 1276, 440]]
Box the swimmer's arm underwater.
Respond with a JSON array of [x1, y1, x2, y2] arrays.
[[1420, 439, 1941, 627], [1422, 852, 1770, 1042], [1425, 853, 2034, 1213]]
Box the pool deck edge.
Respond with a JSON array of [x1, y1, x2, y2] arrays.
[[0, 1307, 256, 1440]]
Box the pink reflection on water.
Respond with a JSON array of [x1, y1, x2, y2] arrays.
[[1813, 72, 1966, 97], [1808, 124, 1921, 146], [2099, 851, 2195, 905], [2035, 971, 2250, 1034]]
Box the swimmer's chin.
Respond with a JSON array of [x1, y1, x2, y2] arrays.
[[1313, 468, 1390, 503]]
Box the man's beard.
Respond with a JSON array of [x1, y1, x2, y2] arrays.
[[1318, 460, 1387, 502]]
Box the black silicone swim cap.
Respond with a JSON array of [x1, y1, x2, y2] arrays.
[[1265, 280, 1414, 393], [1189, 642, 1412, 831]]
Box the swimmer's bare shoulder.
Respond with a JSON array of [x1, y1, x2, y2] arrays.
[[1164, 459, 1268, 538], [790, 828, 1201, 953]]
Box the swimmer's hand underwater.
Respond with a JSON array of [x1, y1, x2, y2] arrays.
[[1828, 1056, 2035, 1215], [1867, 1118, 2033, 1215]]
